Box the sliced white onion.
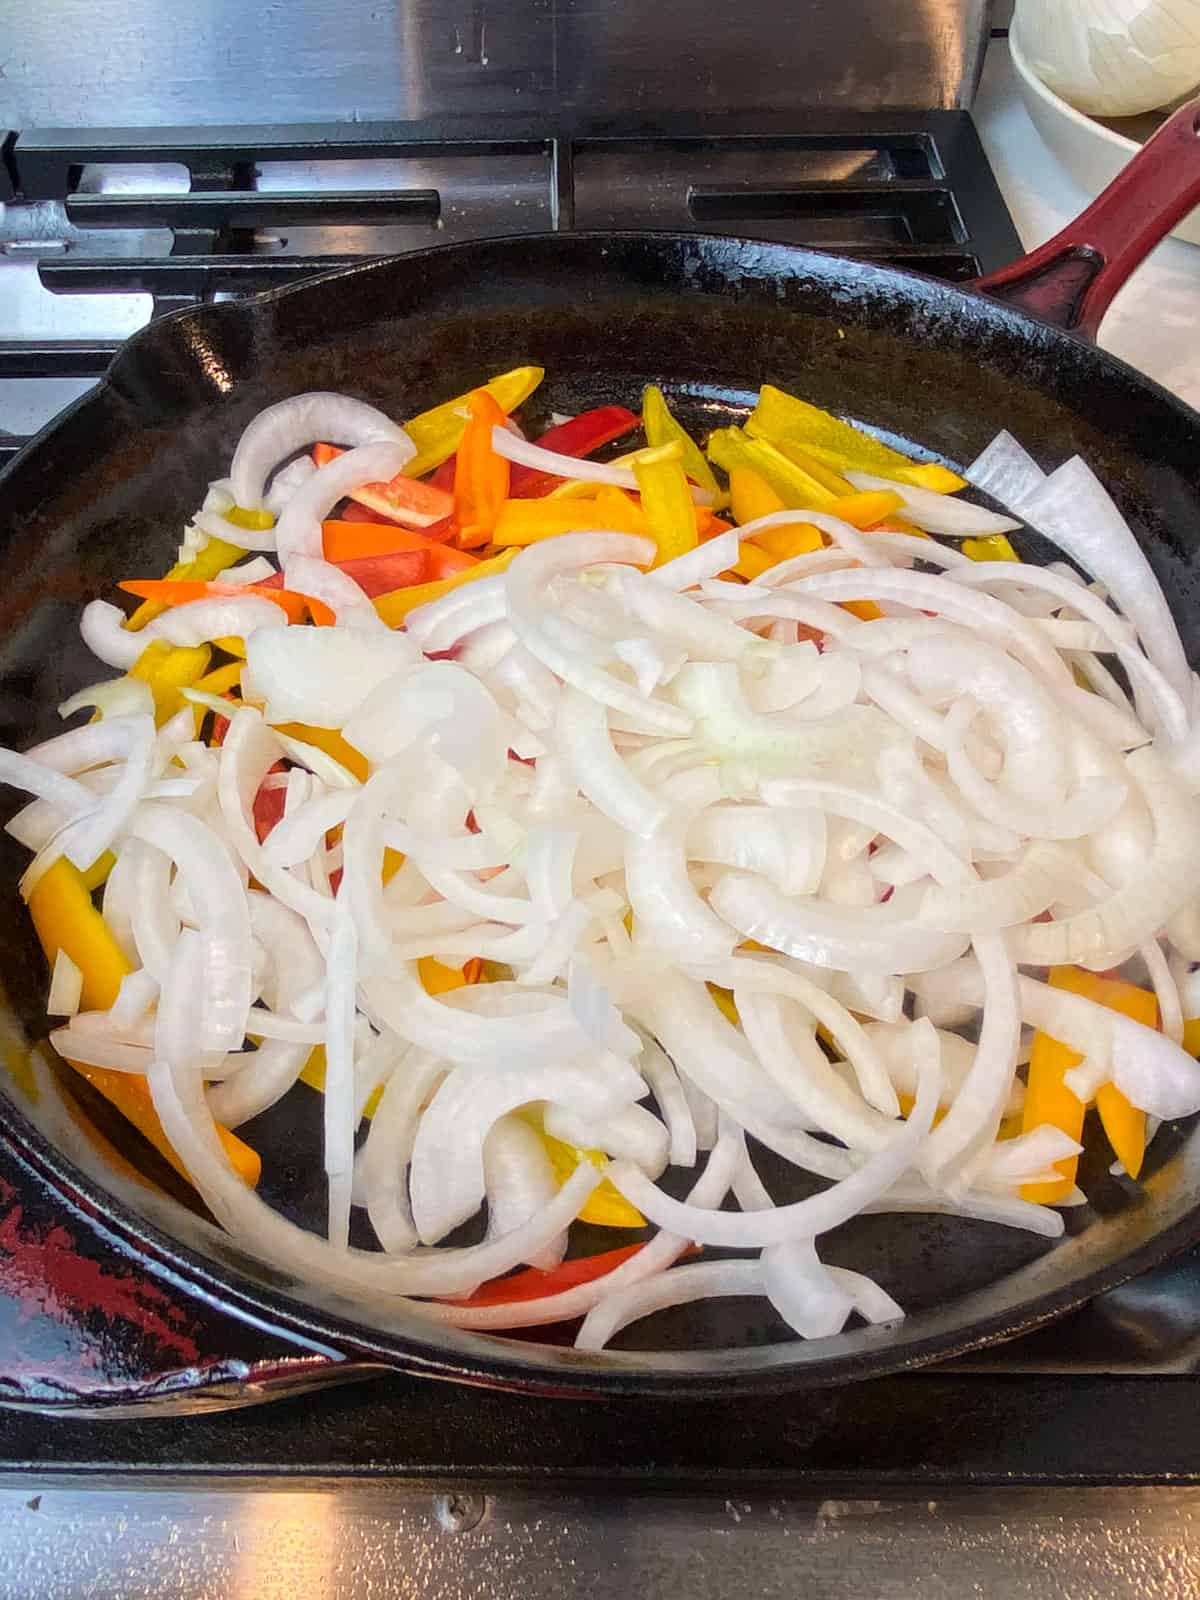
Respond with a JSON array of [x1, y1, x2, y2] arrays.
[[230, 392, 413, 511]]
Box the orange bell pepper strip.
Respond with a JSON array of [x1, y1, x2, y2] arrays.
[[491, 497, 627, 546], [374, 547, 518, 628], [1021, 966, 1156, 1201], [27, 859, 260, 1189], [401, 364, 545, 479], [120, 579, 336, 627], [453, 390, 511, 548], [632, 440, 697, 566], [824, 489, 905, 529], [124, 534, 248, 632], [321, 519, 477, 575]]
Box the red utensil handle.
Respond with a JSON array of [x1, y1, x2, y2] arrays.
[[974, 94, 1200, 341]]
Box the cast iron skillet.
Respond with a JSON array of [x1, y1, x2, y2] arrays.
[[3, 102, 1200, 1403]]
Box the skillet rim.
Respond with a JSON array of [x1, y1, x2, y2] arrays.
[[3, 229, 1200, 1397]]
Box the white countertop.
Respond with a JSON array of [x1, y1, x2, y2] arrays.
[[974, 36, 1200, 410]]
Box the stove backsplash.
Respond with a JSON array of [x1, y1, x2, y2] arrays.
[[0, 0, 990, 129]]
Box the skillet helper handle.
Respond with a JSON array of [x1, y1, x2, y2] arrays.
[[973, 95, 1200, 341]]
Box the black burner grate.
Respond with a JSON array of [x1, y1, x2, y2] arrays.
[[0, 110, 1020, 466]]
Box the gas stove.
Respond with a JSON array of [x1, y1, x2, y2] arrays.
[[5, 36, 1200, 1596]]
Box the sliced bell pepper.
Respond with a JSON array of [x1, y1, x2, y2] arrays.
[[632, 440, 697, 567], [539, 1126, 646, 1229], [398, 365, 544, 479], [963, 533, 1021, 563], [224, 505, 276, 534], [374, 547, 518, 628], [708, 428, 842, 512], [120, 579, 336, 627], [187, 661, 243, 735], [27, 859, 260, 1188], [770, 438, 856, 498], [492, 497, 627, 546], [312, 443, 456, 530], [642, 386, 725, 507], [1021, 966, 1156, 1201], [130, 639, 214, 726], [510, 405, 641, 498], [1185, 1019, 1200, 1057], [125, 534, 248, 632], [824, 489, 905, 529], [730, 465, 786, 527], [313, 550, 431, 600], [271, 723, 370, 783], [418, 955, 485, 996], [453, 390, 511, 548], [747, 384, 967, 492], [450, 1243, 653, 1308], [321, 519, 477, 575]]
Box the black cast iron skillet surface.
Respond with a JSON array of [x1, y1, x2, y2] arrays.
[[4, 102, 1200, 1402]]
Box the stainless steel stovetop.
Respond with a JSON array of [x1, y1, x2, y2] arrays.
[[3, 8, 1200, 1594]]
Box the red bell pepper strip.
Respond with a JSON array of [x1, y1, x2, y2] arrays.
[[454, 390, 511, 548], [312, 443, 455, 530], [450, 1244, 651, 1308], [320, 519, 478, 576], [119, 579, 336, 626], [253, 764, 290, 844], [322, 550, 430, 599], [430, 455, 458, 494], [509, 405, 641, 498]]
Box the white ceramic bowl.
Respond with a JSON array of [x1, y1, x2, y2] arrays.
[[1010, 19, 1200, 248]]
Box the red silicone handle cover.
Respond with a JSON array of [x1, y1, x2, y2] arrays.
[[973, 95, 1200, 341]]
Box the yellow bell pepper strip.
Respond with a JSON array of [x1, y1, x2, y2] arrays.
[[963, 533, 1021, 563], [708, 428, 843, 512], [770, 439, 856, 498], [401, 365, 545, 479], [1185, 1018, 1200, 1057], [709, 984, 739, 1027], [80, 851, 116, 892], [746, 384, 967, 492], [643, 384, 726, 508], [125, 534, 248, 631], [374, 548, 517, 628], [270, 723, 369, 783], [1021, 966, 1156, 1201], [27, 859, 260, 1188], [187, 660, 243, 735], [540, 1127, 647, 1229], [224, 505, 277, 535], [129, 639, 213, 726], [632, 440, 697, 566], [453, 390, 512, 548]]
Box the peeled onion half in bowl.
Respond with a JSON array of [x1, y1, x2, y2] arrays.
[[1010, 20, 1200, 249]]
